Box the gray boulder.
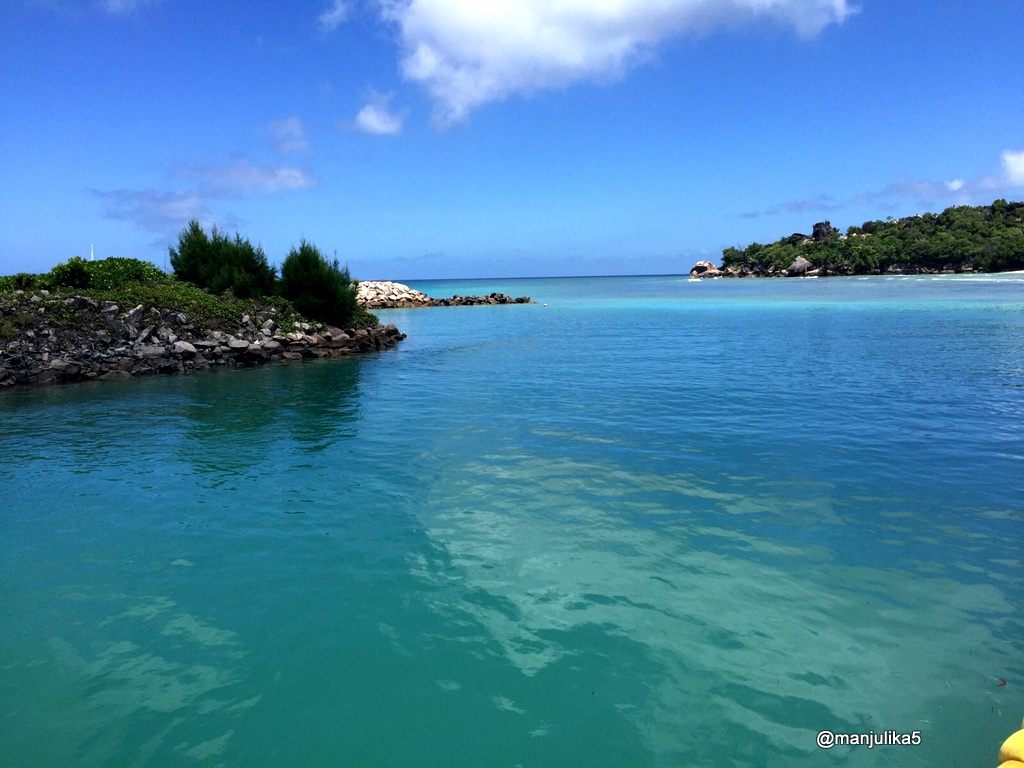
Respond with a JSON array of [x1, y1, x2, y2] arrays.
[[172, 340, 197, 358]]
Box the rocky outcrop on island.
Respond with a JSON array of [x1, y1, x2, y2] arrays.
[[689, 261, 724, 278], [689, 257, 983, 279], [689, 260, 782, 278], [0, 291, 405, 389], [357, 280, 532, 308]]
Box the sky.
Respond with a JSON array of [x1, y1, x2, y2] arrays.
[[2, 0, 1023, 280]]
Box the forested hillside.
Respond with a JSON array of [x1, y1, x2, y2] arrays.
[[721, 200, 1024, 275]]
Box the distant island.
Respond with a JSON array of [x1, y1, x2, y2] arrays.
[[691, 199, 1024, 278]]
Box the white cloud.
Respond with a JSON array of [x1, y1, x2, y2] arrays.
[[354, 95, 405, 135], [379, 0, 855, 124], [738, 195, 836, 219], [175, 159, 318, 196], [99, 0, 158, 14], [96, 189, 211, 232], [1002, 149, 1024, 186], [97, 155, 316, 242], [269, 117, 311, 154], [318, 0, 349, 33], [865, 147, 1024, 205]]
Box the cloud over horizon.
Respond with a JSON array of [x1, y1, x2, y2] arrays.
[[378, 0, 855, 125], [174, 159, 318, 196], [742, 147, 1024, 223], [96, 188, 212, 233], [739, 195, 838, 219], [859, 146, 1024, 208], [97, 158, 317, 240]]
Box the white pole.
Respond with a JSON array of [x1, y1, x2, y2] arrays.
[[90, 244, 94, 261]]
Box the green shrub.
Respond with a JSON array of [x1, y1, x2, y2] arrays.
[[83, 278, 293, 330], [169, 219, 276, 298], [279, 240, 359, 328], [0, 272, 38, 291], [30, 256, 167, 292], [348, 306, 379, 329], [44, 256, 91, 289], [87, 257, 167, 289]]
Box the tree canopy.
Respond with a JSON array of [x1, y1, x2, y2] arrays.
[[164, 221, 368, 328], [278, 240, 359, 328], [169, 219, 276, 298]]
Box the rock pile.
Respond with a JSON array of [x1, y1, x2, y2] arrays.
[[357, 281, 433, 308], [357, 281, 531, 308], [430, 293, 531, 306], [0, 291, 405, 389]]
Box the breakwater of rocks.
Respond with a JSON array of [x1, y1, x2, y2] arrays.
[[0, 291, 405, 389], [357, 281, 531, 308]]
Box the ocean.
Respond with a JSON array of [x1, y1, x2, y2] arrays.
[[2, 274, 1022, 767]]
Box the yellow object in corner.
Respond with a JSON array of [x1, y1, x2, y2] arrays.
[[999, 730, 1024, 763], [997, 761, 1024, 768]]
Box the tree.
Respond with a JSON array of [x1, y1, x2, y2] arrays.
[[168, 219, 211, 286], [721, 246, 745, 268], [169, 219, 275, 298], [278, 240, 359, 328]]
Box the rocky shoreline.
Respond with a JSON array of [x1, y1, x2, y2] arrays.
[[0, 290, 405, 390], [688, 258, 985, 279], [357, 281, 531, 308]]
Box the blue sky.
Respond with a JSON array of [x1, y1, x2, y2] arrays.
[[2, 0, 1023, 279]]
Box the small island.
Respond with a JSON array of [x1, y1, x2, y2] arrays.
[[690, 199, 1024, 278]]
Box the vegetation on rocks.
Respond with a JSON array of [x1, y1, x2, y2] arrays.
[[279, 240, 360, 329], [165, 219, 375, 328], [0, 222, 400, 388], [169, 220, 276, 299], [718, 199, 1024, 276], [0, 256, 167, 293], [1, 258, 309, 332], [0, 282, 404, 389]]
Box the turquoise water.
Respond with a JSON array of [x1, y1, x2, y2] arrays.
[[2, 274, 1023, 767]]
